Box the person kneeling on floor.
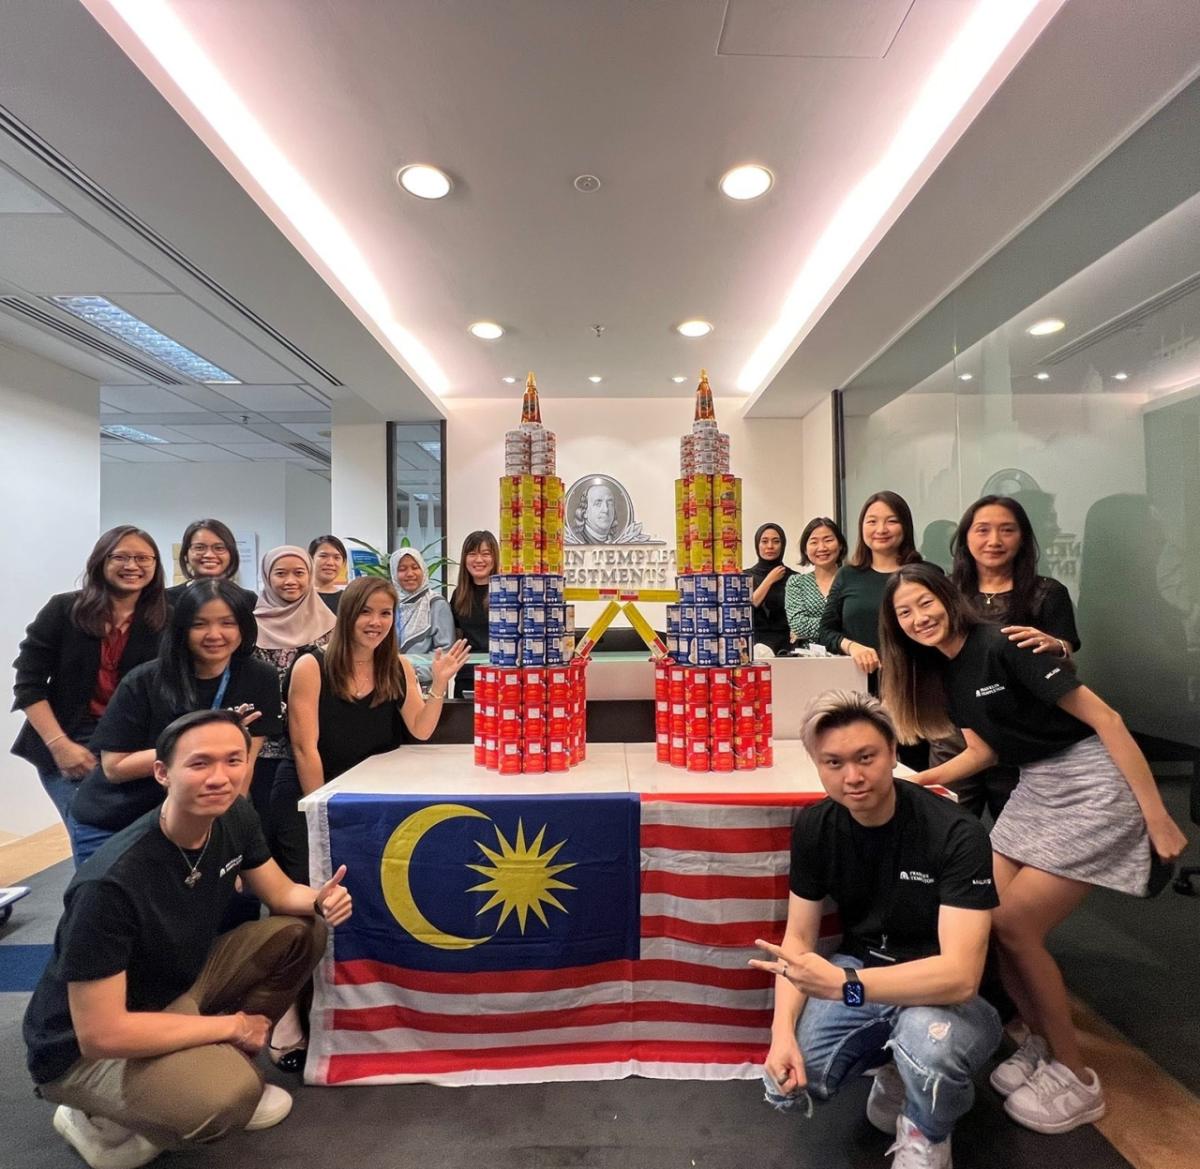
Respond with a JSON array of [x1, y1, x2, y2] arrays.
[[22, 707, 352, 1169], [752, 690, 1001, 1169]]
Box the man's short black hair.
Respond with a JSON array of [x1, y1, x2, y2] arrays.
[[156, 709, 251, 767]]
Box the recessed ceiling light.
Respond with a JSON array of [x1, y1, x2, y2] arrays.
[[52, 296, 240, 383], [1113, 371, 1129, 381], [397, 164, 452, 199], [671, 376, 688, 383], [676, 320, 713, 338], [588, 376, 603, 384], [1035, 371, 1050, 380], [1027, 318, 1065, 336], [719, 164, 774, 201], [469, 321, 504, 340], [958, 372, 973, 381], [501, 376, 516, 384]]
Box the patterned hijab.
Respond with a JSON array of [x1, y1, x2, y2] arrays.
[[253, 546, 337, 650], [390, 547, 433, 650]]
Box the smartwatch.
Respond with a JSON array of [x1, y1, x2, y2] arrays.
[[842, 968, 866, 1007]]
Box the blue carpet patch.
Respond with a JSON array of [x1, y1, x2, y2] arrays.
[[0, 944, 52, 991]]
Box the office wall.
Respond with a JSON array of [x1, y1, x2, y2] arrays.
[[0, 344, 99, 838], [285, 462, 332, 548], [800, 396, 835, 522]]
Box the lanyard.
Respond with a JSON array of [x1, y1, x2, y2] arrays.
[[210, 665, 232, 710]]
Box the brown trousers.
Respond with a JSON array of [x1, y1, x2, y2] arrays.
[[41, 915, 326, 1149]]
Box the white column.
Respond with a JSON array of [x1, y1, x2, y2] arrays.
[[331, 398, 389, 554]]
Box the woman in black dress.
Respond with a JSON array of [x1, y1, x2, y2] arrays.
[[449, 530, 498, 692], [746, 523, 794, 655]]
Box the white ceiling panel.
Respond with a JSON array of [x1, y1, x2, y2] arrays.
[[103, 423, 197, 443], [718, 0, 915, 59], [215, 384, 330, 412], [0, 217, 171, 294], [99, 400, 125, 414], [101, 451, 129, 462], [101, 443, 182, 462], [100, 384, 211, 413], [114, 294, 300, 385], [168, 422, 274, 443], [279, 421, 331, 443], [215, 441, 298, 459], [165, 443, 255, 461], [0, 165, 61, 213]]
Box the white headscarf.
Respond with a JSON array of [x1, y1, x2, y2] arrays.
[[390, 547, 433, 652]]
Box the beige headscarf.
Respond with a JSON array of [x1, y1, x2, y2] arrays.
[[253, 545, 337, 650]]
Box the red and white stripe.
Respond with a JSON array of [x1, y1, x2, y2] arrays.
[[307, 792, 829, 1086]]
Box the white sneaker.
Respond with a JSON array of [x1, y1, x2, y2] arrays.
[[1003, 1060, 1106, 1134], [244, 1083, 294, 1132], [866, 1062, 906, 1134], [989, 1033, 1048, 1097], [886, 1115, 952, 1169], [53, 1107, 161, 1169]]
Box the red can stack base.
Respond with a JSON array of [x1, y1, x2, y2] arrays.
[[659, 662, 772, 771], [476, 660, 588, 773]]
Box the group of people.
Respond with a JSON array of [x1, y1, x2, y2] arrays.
[[10, 504, 1189, 1169], [746, 491, 1188, 1166]]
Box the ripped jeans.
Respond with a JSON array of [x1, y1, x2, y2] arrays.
[[762, 956, 1001, 1142]]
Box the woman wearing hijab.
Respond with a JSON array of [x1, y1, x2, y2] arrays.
[[746, 523, 795, 656], [250, 547, 337, 828], [390, 548, 455, 687]]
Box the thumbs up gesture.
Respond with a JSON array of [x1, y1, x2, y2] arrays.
[[314, 863, 353, 927]]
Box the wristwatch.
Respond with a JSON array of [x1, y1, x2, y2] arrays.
[[842, 968, 866, 1007]]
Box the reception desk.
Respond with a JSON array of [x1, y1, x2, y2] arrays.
[[300, 743, 833, 1088]]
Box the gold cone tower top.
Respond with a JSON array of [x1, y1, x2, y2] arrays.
[[693, 368, 716, 423], [520, 371, 542, 425]]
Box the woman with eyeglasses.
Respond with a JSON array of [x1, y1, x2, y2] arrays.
[[12, 527, 168, 858], [68, 580, 282, 865], [165, 518, 257, 609]]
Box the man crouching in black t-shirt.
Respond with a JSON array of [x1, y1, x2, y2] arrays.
[[751, 690, 1001, 1169], [23, 708, 352, 1169]]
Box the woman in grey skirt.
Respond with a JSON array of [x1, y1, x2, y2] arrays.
[[878, 564, 1187, 1137]]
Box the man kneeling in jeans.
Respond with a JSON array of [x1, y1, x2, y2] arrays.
[[23, 708, 352, 1169], [752, 690, 1001, 1169]]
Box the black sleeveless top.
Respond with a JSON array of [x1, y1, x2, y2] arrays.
[[310, 650, 407, 781]]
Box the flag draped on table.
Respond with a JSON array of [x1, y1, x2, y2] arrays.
[[306, 790, 829, 1086]]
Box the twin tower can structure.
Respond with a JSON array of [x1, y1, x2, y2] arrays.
[[473, 374, 586, 774], [473, 370, 771, 776], [657, 371, 773, 772]]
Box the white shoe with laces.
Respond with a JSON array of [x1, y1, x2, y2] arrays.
[[866, 1062, 906, 1134], [886, 1115, 952, 1169], [989, 1033, 1048, 1097], [244, 1083, 294, 1131], [52, 1107, 161, 1169], [1003, 1059, 1105, 1133]]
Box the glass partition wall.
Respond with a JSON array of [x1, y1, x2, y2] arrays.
[[841, 192, 1200, 750]]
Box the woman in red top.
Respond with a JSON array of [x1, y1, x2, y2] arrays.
[[11, 526, 168, 858]]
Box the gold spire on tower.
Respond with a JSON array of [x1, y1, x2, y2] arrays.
[[520, 371, 542, 425], [693, 368, 716, 423]]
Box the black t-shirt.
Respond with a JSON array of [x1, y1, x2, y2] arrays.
[[453, 584, 489, 653], [944, 624, 1088, 765], [967, 576, 1080, 649], [24, 799, 270, 1084], [70, 658, 283, 830], [309, 649, 407, 780], [790, 779, 998, 964]]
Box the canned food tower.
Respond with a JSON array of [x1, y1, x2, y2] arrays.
[[474, 373, 586, 774], [658, 371, 773, 771]]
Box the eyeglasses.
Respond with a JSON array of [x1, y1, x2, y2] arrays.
[[108, 554, 156, 567], [189, 543, 229, 555]]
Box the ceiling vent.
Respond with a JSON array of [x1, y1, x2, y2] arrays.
[[1043, 271, 1200, 365], [0, 103, 344, 389], [0, 296, 184, 384], [284, 440, 332, 466]]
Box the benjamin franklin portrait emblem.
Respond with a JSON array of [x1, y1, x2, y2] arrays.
[[564, 474, 661, 545]]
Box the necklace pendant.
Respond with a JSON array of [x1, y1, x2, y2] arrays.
[[184, 869, 202, 889]]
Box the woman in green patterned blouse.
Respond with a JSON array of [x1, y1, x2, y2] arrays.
[[784, 517, 847, 645]]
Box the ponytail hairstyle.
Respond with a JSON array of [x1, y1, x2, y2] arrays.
[[847, 491, 921, 570], [450, 530, 499, 620], [324, 577, 406, 706], [878, 563, 978, 744], [950, 495, 1041, 623], [158, 579, 257, 711], [72, 525, 167, 637]]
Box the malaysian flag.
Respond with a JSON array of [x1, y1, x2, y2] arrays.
[[305, 790, 829, 1086]]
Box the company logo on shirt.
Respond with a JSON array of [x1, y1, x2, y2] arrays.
[[899, 870, 934, 884], [1044, 667, 1061, 680], [975, 684, 1005, 698], [972, 878, 993, 886], [219, 855, 243, 879]]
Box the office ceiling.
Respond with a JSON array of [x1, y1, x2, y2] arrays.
[[0, 0, 1197, 468]]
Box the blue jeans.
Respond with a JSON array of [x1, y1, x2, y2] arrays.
[[68, 817, 116, 867], [763, 956, 1002, 1142], [38, 767, 92, 866]]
